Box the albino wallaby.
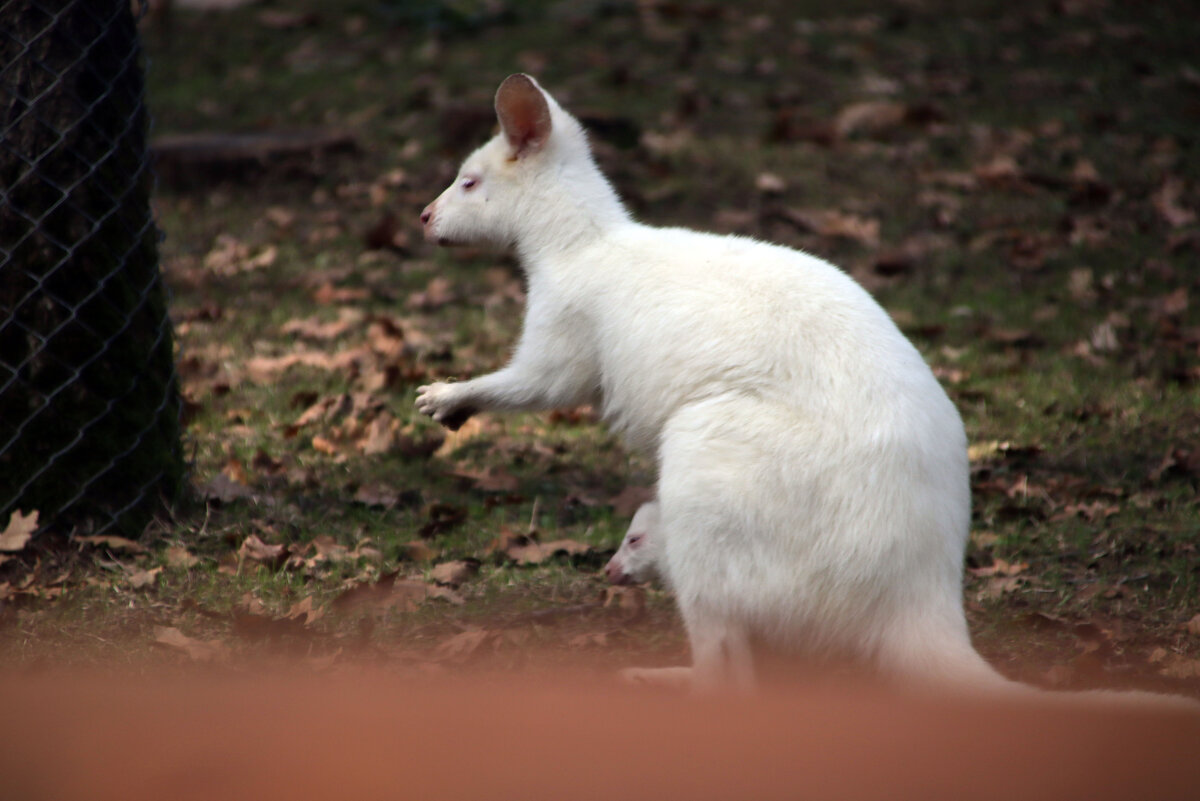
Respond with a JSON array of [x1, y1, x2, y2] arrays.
[[416, 75, 1196, 708]]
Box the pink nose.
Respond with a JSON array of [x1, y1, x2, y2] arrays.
[[420, 205, 433, 226]]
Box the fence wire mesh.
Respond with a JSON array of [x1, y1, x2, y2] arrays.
[[1, 0, 183, 540]]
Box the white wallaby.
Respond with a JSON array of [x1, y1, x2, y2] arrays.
[[417, 74, 1196, 709]]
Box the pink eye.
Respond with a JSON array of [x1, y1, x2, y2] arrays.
[[461, 176, 478, 190], [627, 534, 643, 547]]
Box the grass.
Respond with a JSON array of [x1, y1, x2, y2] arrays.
[[2, 0, 1198, 690]]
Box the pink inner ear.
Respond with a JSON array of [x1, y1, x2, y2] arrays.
[[495, 74, 552, 158]]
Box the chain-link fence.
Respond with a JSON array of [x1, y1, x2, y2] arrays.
[[1, 0, 183, 540]]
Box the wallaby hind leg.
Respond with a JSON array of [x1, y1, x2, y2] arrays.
[[618, 618, 754, 694], [685, 612, 755, 694], [619, 623, 748, 690]]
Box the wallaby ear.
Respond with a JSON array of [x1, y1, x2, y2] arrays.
[[495, 74, 552, 160]]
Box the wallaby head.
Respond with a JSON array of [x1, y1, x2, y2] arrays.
[[605, 501, 663, 586], [420, 74, 627, 255]]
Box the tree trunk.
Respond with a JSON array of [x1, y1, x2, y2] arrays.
[[0, 0, 183, 537]]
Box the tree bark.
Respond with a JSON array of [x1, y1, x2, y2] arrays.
[[0, 0, 183, 537]]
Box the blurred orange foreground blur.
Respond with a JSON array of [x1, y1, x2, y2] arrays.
[[1, 668, 1198, 801]]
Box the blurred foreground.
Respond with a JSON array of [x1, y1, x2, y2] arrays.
[[2, 664, 1197, 801]]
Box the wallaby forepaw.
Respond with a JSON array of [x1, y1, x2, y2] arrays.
[[415, 382, 452, 418], [415, 383, 476, 431]]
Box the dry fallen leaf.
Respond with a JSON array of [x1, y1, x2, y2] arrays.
[[153, 626, 230, 663], [307, 535, 351, 565], [298, 394, 396, 457], [0, 510, 38, 553], [1070, 158, 1101, 185], [312, 282, 370, 305], [981, 576, 1025, 600], [432, 628, 492, 662], [199, 473, 257, 504], [417, 502, 467, 539], [485, 526, 529, 558], [433, 416, 487, 458], [568, 632, 611, 648], [601, 585, 647, 616], [303, 648, 343, 672], [203, 234, 276, 276], [780, 207, 880, 247], [1067, 267, 1096, 303], [165, 545, 200, 569], [1040, 664, 1077, 688], [1158, 656, 1200, 680], [1152, 176, 1196, 228], [294, 393, 356, 427], [125, 565, 163, 590], [311, 435, 342, 456], [359, 411, 402, 456], [504, 538, 593, 566], [754, 172, 787, 193], [640, 128, 692, 156], [394, 427, 445, 460], [238, 534, 286, 566], [546, 405, 597, 426], [241, 593, 269, 617], [407, 276, 457, 311], [243, 348, 367, 382], [74, 534, 147, 554], [931, 365, 969, 384], [1149, 447, 1200, 482], [1159, 287, 1189, 317], [832, 100, 908, 139], [449, 466, 520, 493], [280, 308, 363, 341], [400, 540, 439, 562], [426, 585, 466, 605], [1088, 320, 1120, 353], [969, 530, 1000, 549], [285, 596, 325, 626], [968, 440, 1007, 462], [973, 155, 1023, 186], [967, 557, 1029, 578], [221, 456, 250, 485], [366, 312, 417, 350], [1050, 501, 1120, 523], [921, 170, 977, 191], [331, 574, 430, 614], [353, 482, 404, 508], [429, 559, 479, 588], [985, 327, 1042, 348]]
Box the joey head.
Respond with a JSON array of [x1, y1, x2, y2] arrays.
[[605, 501, 662, 587]]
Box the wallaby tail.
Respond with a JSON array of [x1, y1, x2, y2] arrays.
[[877, 620, 1200, 714], [876, 623, 1018, 693]]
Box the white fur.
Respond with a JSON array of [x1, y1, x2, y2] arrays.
[[605, 501, 662, 586], [417, 76, 1198, 710]]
